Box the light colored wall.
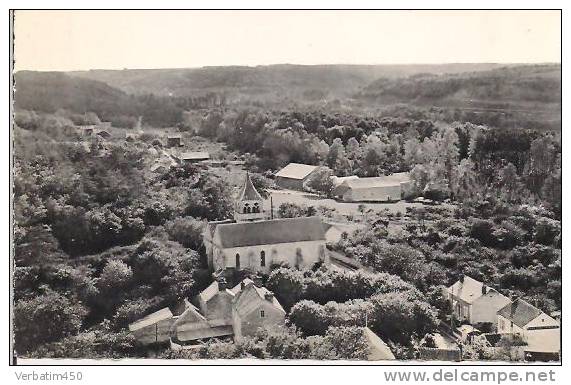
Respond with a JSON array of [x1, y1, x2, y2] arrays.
[[276, 176, 304, 191], [344, 185, 402, 202], [471, 293, 511, 325], [524, 314, 560, 353], [233, 300, 286, 342], [203, 291, 234, 322], [132, 318, 175, 344], [214, 240, 328, 272], [497, 314, 525, 335]]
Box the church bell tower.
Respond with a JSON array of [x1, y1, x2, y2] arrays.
[[234, 173, 266, 222]]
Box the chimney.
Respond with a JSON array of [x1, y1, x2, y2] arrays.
[[264, 292, 274, 302], [217, 278, 227, 290], [481, 285, 487, 295], [240, 281, 246, 291], [459, 274, 465, 283]]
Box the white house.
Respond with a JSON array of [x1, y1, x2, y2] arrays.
[[497, 298, 560, 354], [445, 275, 511, 327], [275, 163, 320, 191]]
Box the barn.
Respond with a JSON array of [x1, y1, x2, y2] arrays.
[[333, 172, 411, 202], [275, 163, 320, 191]]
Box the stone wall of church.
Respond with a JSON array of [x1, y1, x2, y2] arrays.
[[213, 240, 328, 272]]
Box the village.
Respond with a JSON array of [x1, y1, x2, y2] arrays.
[[74, 121, 559, 362]]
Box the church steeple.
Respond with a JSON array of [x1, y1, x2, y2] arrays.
[[234, 173, 266, 222]]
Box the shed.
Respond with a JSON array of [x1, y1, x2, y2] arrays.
[[181, 151, 210, 163], [333, 173, 411, 202], [275, 163, 320, 191], [166, 134, 183, 147], [128, 307, 175, 344]]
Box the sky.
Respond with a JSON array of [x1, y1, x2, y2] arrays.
[[13, 10, 561, 71]]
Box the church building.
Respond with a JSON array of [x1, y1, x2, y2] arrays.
[[203, 173, 329, 273]]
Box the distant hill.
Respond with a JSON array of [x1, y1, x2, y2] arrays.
[[358, 64, 561, 107], [14, 71, 136, 116], [68, 63, 509, 99]]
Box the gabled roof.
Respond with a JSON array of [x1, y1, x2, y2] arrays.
[[447, 276, 487, 304], [233, 280, 285, 316], [128, 307, 173, 331], [199, 281, 220, 303], [275, 163, 319, 180], [497, 299, 544, 328], [215, 217, 326, 248], [238, 173, 263, 201], [230, 278, 254, 295], [340, 173, 410, 189]]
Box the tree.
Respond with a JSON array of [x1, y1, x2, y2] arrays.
[[304, 168, 334, 197], [98, 260, 133, 292], [165, 216, 206, 250], [14, 289, 87, 354]]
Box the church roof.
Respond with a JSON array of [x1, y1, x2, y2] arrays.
[[215, 217, 326, 248], [238, 173, 263, 201]]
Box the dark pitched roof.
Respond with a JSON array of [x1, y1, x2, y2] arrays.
[[215, 217, 326, 248], [497, 299, 543, 328], [238, 173, 262, 201]]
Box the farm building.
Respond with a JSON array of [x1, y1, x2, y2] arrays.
[[181, 151, 210, 164], [128, 307, 175, 345], [166, 134, 183, 147], [332, 172, 411, 202], [275, 163, 320, 191]]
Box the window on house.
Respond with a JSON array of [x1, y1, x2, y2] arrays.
[[260, 251, 266, 267], [260, 310, 265, 318], [235, 253, 240, 269]]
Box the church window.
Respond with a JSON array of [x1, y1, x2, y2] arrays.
[[260, 310, 265, 318], [253, 202, 260, 213], [260, 251, 266, 267], [235, 253, 241, 269], [243, 203, 250, 214]]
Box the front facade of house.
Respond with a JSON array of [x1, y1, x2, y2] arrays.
[[445, 275, 510, 327], [204, 174, 328, 273], [232, 281, 286, 342], [497, 299, 560, 354]]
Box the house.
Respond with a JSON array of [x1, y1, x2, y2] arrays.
[[204, 174, 328, 273], [275, 163, 320, 190], [166, 134, 183, 147], [181, 151, 210, 164], [497, 298, 560, 355], [128, 307, 175, 344], [445, 275, 511, 327], [232, 279, 286, 342], [80, 126, 95, 137], [169, 277, 286, 344], [362, 327, 396, 360], [332, 173, 411, 202]]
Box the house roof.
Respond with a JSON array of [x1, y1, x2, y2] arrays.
[[181, 152, 210, 160], [363, 327, 395, 360], [215, 217, 326, 248], [128, 307, 173, 331], [238, 173, 263, 201], [340, 173, 410, 189], [447, 276, 488, 304], [233, 280, 285, 316], [167, 134, 182, 139], [497, 299, 544, 328], [275, 163, 318, 180], [230, 278, 254, 295], [199, 281, 220, 303]]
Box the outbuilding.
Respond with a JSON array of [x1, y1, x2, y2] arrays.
[[332, 172, 411, 202], [275, 163, 320, 191]]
